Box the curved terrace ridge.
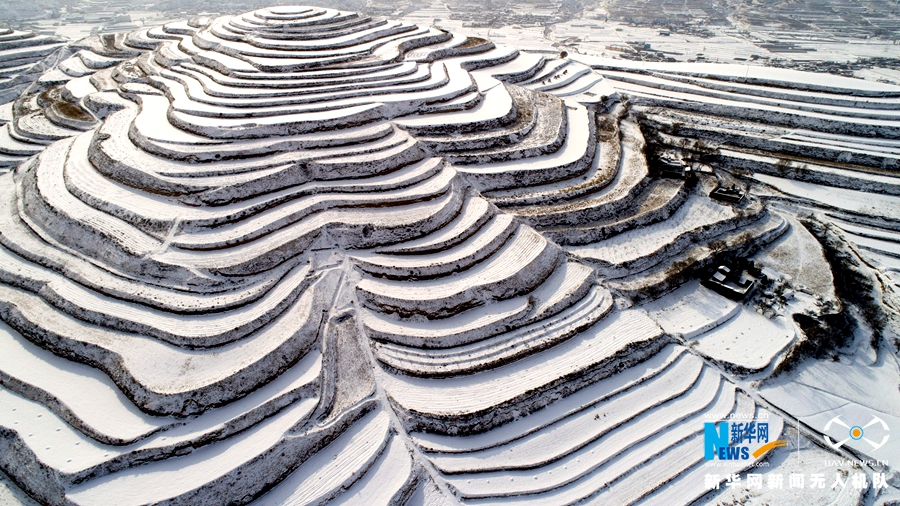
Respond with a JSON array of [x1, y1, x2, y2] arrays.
[[0, 5, 897, 505]]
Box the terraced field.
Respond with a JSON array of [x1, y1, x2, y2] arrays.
[[0, 5, 895, 506]]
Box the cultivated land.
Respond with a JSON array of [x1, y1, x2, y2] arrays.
[[0, 4, 897, 506]]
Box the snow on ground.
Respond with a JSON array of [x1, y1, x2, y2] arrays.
[[378, 309, 663, 417], [400, 4, 900, 79], [762, 380, 900, 473], [644, 281, 739, 339], [760, 329, 900, 470], [400, 4, 556, 53], [755, 215, 836, 300], [567, 195, 735, 266], [842, 231, 900, 259], [860, 249, 900, 295], [0, 319, 165, 443], [856, 68, 900, 87], [776, 337, 900, 420], [4, 4, 900, 505], [644, 281, 796, 373], [689, 307, 796, 374], [754, 173, 900, 222], [828, 220, 900, 298], [0, 471, 36, 506], [571, 55, 900, 94]]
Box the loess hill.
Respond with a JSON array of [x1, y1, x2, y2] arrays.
[[0, 5, 898, 506]]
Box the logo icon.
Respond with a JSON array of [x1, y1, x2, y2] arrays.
[[704, 420, 787, 461], [823, 415, 890, 451]]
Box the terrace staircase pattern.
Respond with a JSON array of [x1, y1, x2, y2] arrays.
[[0, 28, 67, 110], [9, 5, 891, 505], [599, 67, 900, 194]]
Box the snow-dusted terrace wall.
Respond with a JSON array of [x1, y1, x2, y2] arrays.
[[5, 5, 897, 506], [0, 29, 67, 104]]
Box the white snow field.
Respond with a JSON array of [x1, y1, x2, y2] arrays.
[[645, 282, 796, 375], [0, 4, 897, 506]]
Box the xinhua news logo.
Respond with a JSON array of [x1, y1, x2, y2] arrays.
[[823, 415, 890, 452], [704, 420, 787, 461]]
